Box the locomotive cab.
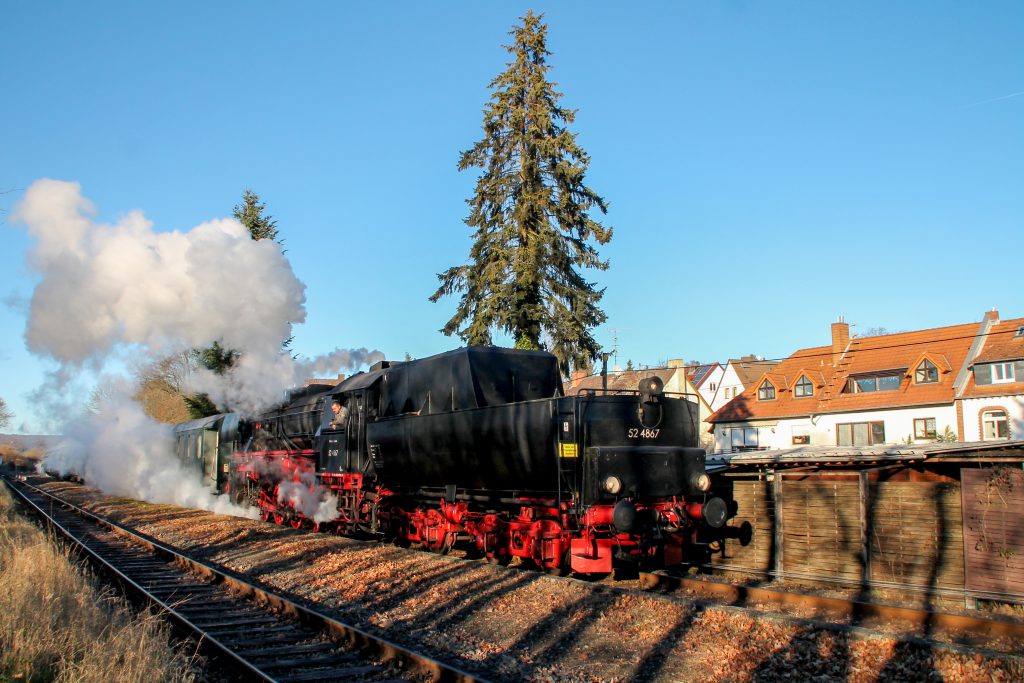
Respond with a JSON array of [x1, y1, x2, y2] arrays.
[[317, 383, 378, 478]]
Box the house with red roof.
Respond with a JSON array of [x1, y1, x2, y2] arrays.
[[708, 310, 1024, 453], [959, 316, 1024, 441], [709, 355, 780, 413]]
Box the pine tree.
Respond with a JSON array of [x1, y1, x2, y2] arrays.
[[233, 189, 279, 242], [430, 11, 611, 374]]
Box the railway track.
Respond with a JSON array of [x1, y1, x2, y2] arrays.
[[636, 569, 1024, 650], [2, 475, 484, 683], [9, 473, 1024, 679]]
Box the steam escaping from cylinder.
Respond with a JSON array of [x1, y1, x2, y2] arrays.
[[278, 478, 341, 524], [10, 179, 376, 520], [244, 454, 342, 524]]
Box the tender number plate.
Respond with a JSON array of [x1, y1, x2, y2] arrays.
[[627, 428, 660, 439]]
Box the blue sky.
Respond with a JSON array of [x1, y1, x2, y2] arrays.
[[2, 1, 1021, 433]]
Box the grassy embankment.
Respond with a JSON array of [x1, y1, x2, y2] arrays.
[[0, 477, 197, 682]]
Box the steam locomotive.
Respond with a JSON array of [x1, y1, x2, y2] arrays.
[[172, 346, 728, 574]]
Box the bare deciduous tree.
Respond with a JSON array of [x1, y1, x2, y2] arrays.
[[0, 397, 13, 431]]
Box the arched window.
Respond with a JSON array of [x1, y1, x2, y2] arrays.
[[915, 359, 938, 384], [982, 409, 1010, 440], [758, 380, 776, 400], [794, 375, 814, 398]]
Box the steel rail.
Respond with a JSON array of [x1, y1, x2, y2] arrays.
[[638, 569, 1024, 643], [3, 475, 486, 683]]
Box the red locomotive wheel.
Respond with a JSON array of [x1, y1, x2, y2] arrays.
[[289, 517, 303, 529], [259, 508, 271, 523], [273, 512, 285, 525]]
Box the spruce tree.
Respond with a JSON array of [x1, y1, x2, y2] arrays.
[[233, 189, 279, 242], [431, 11, 611, 374]]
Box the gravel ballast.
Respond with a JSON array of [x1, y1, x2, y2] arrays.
[[36, 480, 1024, 683]]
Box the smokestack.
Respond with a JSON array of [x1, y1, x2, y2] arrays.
[[831, 316, 850, 365]]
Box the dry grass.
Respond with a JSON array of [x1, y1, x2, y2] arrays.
[[0, 486, 198, 682]]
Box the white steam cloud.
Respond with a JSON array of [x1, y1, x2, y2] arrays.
[[12, 179, 381, 520], [15, 179, 304, 387], [295, 348, 386, 379]]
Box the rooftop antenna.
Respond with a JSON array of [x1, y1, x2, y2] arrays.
[[609, 328, 621, 368]]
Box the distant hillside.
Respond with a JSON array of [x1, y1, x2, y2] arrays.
[[0, 434, 61, 451]]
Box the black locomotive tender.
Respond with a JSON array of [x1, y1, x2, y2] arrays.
[[173, 347, 728, 574]]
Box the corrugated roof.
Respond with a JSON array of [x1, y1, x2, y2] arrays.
[[712, 438, 1024, 468]]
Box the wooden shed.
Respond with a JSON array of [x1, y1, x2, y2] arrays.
[[707, 440, 1024, 607]]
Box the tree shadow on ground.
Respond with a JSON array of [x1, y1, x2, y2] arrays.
[[628, 605, 699, 682], [750, 626, 852, 682]]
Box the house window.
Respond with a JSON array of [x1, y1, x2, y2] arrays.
[[982, 410, 1010, 439], [846, 373, 902, 393], [728, 427, 760, 451], [837, 421, 886, 447], [758, 380, 776, 400], [915, 359, 938, 384], [913, 418, 937, 439], [1016, 326, 1024, 338], [992, 362, 1016, 384], [794, 375, 813, 398], [709, 382, 716, 391], [792, 434, 810, 445]]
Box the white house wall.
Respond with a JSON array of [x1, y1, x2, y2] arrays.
[[713, 405, 959, 453], [960, 395, 1024, 441], [712, 364, 745, 412], [697, 365, 725, 407]]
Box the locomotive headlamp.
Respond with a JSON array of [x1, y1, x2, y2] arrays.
[[638, 376, 664, 403], [604, 476, 623, 495], [693, 473, 711, 492]]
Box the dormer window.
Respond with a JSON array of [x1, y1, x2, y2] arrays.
[[1016, 326, 1024, 338], [758, 380, 776, 400], [975, 361, 1018, 385], [845, 372, 902, 393], [915, 359, 938, 384], [992, 362, 1016, 384], [794, 375, 814, 398]]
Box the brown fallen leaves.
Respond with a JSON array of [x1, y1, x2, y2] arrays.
[[39, 480, 1024, 683]]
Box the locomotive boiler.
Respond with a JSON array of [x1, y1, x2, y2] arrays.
[[176, 346, 728, 575]]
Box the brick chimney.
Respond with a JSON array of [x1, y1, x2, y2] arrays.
[[570, 369, 587, 388], [831, 316, 850, 365], [984, 308, 1000, 323]]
